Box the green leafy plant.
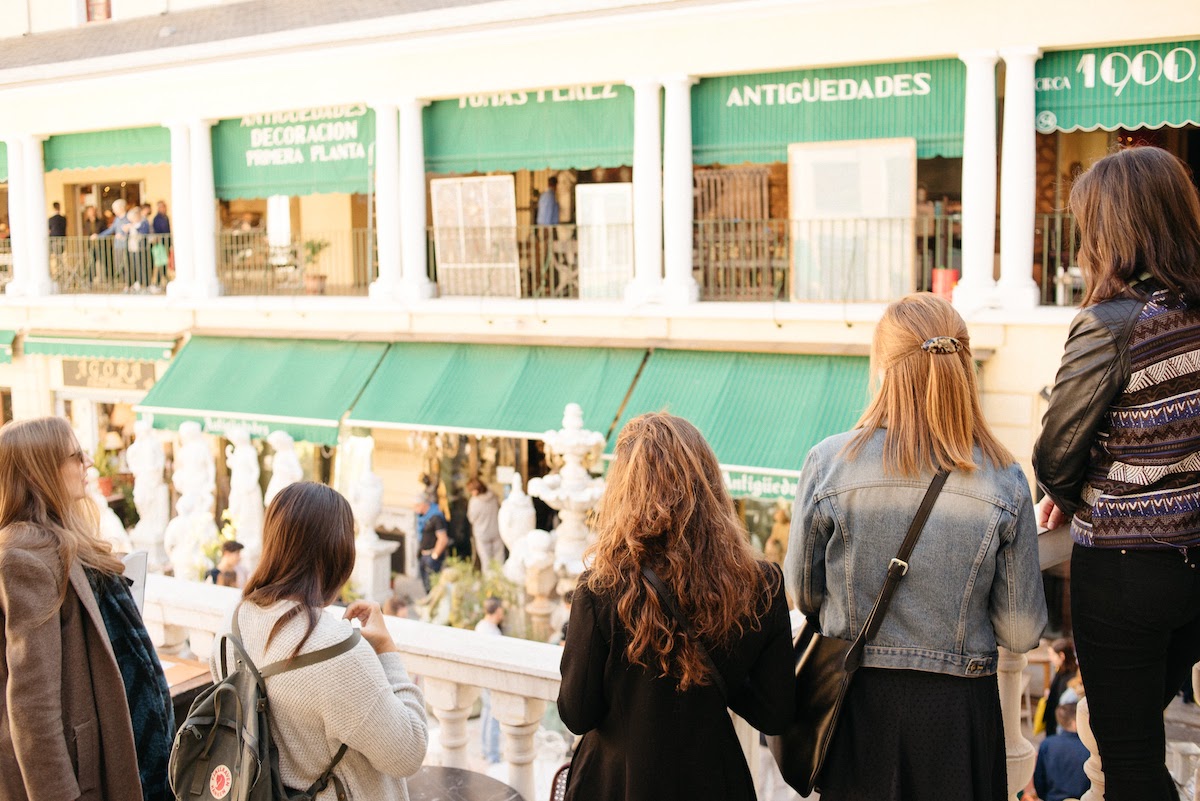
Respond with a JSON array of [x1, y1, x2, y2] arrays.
[[426, 556, 524, 635], [92, 443, 119, 479], [202, 509, 238, 572], [303, 238, 330, 269]]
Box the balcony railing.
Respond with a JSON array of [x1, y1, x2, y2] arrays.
[[217, 229, 375, 296], [1037, 212, 1082, 307], [50, 234, 173, 294], [427, 224, 632, 300]]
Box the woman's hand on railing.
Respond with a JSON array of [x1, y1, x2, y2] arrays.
[[1037, 496, 1068, 530], [344, 600, 400, 656]]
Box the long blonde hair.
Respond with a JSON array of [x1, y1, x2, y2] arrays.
[[586, 413, 773, 691], [0, 418, 123, 603], [846, 293, 1014, 475]]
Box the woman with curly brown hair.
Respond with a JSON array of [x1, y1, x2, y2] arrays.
[[557, 412, 793, 801]]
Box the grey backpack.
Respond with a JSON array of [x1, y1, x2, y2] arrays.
[[168, 606, 361, 801]]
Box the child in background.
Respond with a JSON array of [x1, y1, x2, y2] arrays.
[[1032, 703, 1091, 801]]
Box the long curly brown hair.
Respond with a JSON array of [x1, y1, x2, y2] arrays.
[[586, 412, 773, 691]]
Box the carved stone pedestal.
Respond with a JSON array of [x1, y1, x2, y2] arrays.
[[424, 679, 481, 769], [354, 537, 400, 604]]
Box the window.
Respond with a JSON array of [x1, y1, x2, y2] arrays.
[[86, 0, 111, 22]]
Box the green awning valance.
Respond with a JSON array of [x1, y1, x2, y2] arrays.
[[347, 342, 646, 439], [0, 330, 15, 365], [692, 59, 966, 163], [136, 336, 387, 445], [23, 334, 177, 361], [611, 350, 870, 498], [424, 84, 635, 173], [1035, 40, 1200, 133], [212, 105, 375, 200], [0, 143, 6, 182], [43, 127, 170, 172]]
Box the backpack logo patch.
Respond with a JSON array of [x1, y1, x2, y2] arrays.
[[209, 765, 233, 799]]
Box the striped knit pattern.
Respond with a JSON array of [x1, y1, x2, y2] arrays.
[[1074, 286, 1200, 549]]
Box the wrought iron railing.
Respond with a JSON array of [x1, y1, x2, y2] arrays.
[[1036, 212, 1081, 307], [50, 234, 173, 294], [216, 229, 375, 296]]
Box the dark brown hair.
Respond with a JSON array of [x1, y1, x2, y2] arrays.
[[586, 413, 773, 691], [466, 478, 488, 495], [242, 482, 356, 657], [1051, 637, 1078, 676], [1070, 146, 1200, 306]]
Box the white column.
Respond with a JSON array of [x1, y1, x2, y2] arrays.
[[625, 78, 663, 305], [423, 679, 480, 769], [998, 647, 1037, 799], [953, 51, 1000, 313], [997, 46, 1042, 309], [1077, 696, 1106, 801], [398, 97, 435, 302], [491, 692, 546, 801], [3, 137, 28, 296], [21, 135, 52, 296], [369, 102, 403, 302], [189, 119, 220, 298], [166, 121, 193, 298], [660, 75, 699, 304]]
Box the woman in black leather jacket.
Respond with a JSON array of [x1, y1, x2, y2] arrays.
[[1033, 146, 1200, 801]]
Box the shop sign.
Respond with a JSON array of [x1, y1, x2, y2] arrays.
[[200, 417, 272, 439], [722, 470, 799, 501], [1035, 39, 1200, 133], [63, 359, 155, 392], [212, 105, 376, 200], [692, 58, 966, 163]]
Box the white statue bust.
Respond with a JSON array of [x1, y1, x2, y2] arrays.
[[173, 421, 215, 501], [163, 491, 218, 581], [225, 428, 264, 568], [350, 467, 384, 544], [498, 474, 537, 584], [126, 418, 169, 566], [86, 467, 132, 554], [265, 430, 303, 506]]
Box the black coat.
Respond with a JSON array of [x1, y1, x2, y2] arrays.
[[558, 563, 794, 801]]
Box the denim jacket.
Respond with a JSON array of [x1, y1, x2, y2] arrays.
[[784, 429, 1047, 678]]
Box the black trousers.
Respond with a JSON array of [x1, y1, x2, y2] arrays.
[[1071, 544, 1200, 801]]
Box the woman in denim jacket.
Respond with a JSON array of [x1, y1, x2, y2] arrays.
[[786, 293, 1046, 801]]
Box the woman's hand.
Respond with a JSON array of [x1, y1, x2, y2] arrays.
[[1037, 496, 1068, 530], [343, 601, 399, 655]]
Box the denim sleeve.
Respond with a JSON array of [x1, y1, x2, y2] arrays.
[[989, 488, 1048, 653], [785, 446, 833, 620]]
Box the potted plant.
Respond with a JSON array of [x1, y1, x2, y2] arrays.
[[92, 443, 118, 496], [302, 238, 330, 295]]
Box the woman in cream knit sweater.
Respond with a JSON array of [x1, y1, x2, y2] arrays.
[[213, 482, 428, 800]]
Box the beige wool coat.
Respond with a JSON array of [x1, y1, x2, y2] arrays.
[[0, 523, 143, 801]]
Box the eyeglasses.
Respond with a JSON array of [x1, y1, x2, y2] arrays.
[[65, 450, 87, 464]]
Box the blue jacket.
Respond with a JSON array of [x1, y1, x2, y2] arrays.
[[1034, 731, 1090, 801], [97, 214, 129, 247], [785, 429, 1047, 677]]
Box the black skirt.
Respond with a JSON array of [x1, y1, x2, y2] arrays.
[[818, 667, 1007, 801]]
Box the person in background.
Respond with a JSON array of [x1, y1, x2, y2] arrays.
[[384, 593, 413, 619], [1034, 146, 1200, 801], [0, 416, 173, 801], [125, 205, 150, 290], [152, 200, 170, 235], [94, 199, 129, 286], [1040, 638, 1078, 737], [1031, 703, 1091, 801], [216, 482, 428, 800], [206, 540, 246, 588], [536, 175, 560, 226], [47, 201, 66, 238], [415, 492, 449, 593], [474, 597, 505, 764], [467, 478, 504, 568]]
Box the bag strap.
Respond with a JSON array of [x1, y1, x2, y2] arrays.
[[641, 565, 729, 701], [843, 470, 949, 673], [227, 602, 362, 678]]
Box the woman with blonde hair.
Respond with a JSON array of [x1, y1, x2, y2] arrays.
[[558, 412, 793, 801], [786, 293, 1046, 800], [0, 416, 173, 801]]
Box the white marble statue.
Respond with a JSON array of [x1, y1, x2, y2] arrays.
[[86, 467, 133, 553], [173, 421, 216, 502], [225, 428, 264, 569], [498, 474, 538, 584], [350, 462, 384, 545], [126, 417, 169, 568], [164, 491, 218, 581], [265, 430, 303, 506]]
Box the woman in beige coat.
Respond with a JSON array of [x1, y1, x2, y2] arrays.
[[0, 417, 171, 801]]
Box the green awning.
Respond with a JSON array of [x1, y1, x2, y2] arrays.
[[0, 330, 15, 365], [0, 142, 6, 182], [611, 350, 870, 498], [347, 343, 646, 439], [692, 59, 966, 163], [23, 334, 177, 361], [424, 84, 634, 173], [43, 127, 170, 172], [212, 105, 376, 199], [1035, 40, 1200, 133], [136, 336, 387, 445]]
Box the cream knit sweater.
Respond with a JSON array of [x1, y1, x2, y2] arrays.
[[211, 601, 428, 801]]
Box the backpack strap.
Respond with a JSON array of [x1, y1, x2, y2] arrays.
[[259, 629, 361, 678]]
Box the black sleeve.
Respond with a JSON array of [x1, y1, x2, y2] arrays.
[[557, 585, 609, 735], [1033, 307, 1130, 515], [728, 565, 795, 735]]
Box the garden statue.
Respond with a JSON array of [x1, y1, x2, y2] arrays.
[[87, 467, 132, 553], [164, 491, 218, 581], [523, 529, 559, 640], [126, 417, 169, 569], [498, 474, 537, 585], [225, 428, 264, 570], [347, 436, 397, 603], [173, 420, 216, 503], [265, 430, 303, 505]]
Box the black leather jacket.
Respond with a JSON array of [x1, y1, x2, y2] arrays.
[[1032, 296, 1145, 515]]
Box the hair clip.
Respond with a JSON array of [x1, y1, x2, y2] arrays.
[[921, 336, 963, 355]]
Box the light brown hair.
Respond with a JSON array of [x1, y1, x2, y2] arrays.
[[242, 482, 356, 658], [585, 413, 773, 691], [1070, 146, 1200, 306], [0, 418, 123, 608], [846, 293, 1014, 475]]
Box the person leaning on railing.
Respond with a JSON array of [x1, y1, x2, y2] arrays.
[[1033, 145, 1200, 801]]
